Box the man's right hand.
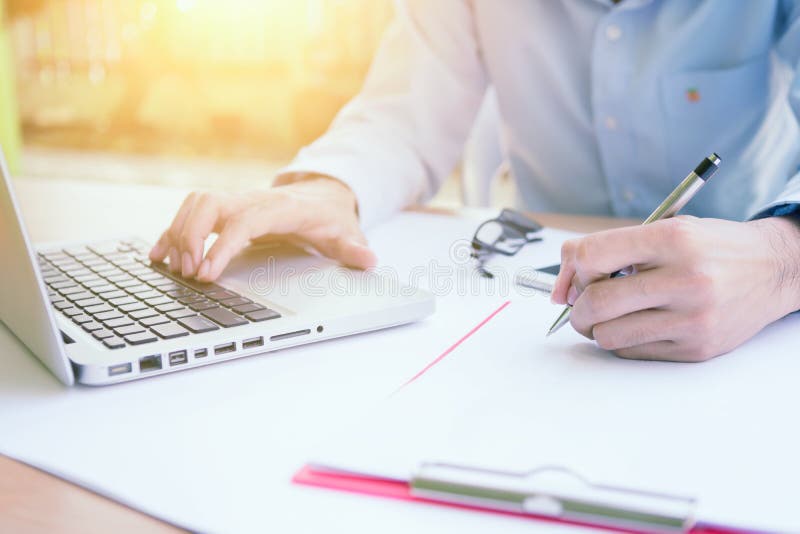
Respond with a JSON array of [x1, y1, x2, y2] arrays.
[[149, 176, 376, 282]]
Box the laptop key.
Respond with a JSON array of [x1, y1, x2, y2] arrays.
[[73, 297, 105, 309], [166, 308, 196, 320], [74, 274, 101, 284], [94, 310, 124, 322], [66, 291, 94, 302], [92, 329, 115, 340], [109, 296, 138, 306], [53, 300, 73, 311], [116, 279, 141, 289], [126, 284, 154, 294], [154, 282, 183, 292], [103, 336, 126, 349], [128, 267, 152, 277], [130, 308, 159, 320], [107, 273, 134, 284], [89, 283, 116, 294], [60, 286, 88, 296], [72, 314, 93, 325], [82, 321, 104, 332], [62, 307, 83, 318], [145, 296, 172, 307], [98, 290, 128, 300], [81, 257, 107, 267], [140, 315, 170, 327], [136, 290, 163, 300], [206, 289, 240, 301], [166, 288, 193, 299], [220, 297, 252, 308], [232, 303, 264, 314], [119, 301, 147, 313], [201, 307, 248, 328], [124, 332, 158, 345], [179, 295, 205, 305], [85, 303, 113, 315], [143, 275, 170, 285], [104, 316, 134, 329], [156, 302, 183, 313], [151, 322, 190, 339], [138, 272, 164, 282], [245, 308, 282, 322], [115, 324, 145, 336], [178, 315, 219, 333], [188, 300, 218, 311], [50, 280, 77, 290]]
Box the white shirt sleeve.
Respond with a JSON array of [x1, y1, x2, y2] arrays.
[[275, 0, 488, 228]]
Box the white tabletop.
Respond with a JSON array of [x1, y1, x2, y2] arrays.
[[1, 177, 586, 533]]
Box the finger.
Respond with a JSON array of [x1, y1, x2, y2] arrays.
[[168, 246, 181, 274], [613, 341, 679, 361], [551, 239, 579, 304], [569, 268, 677, 336], [569, 222, 674, 286], [196, 216, 252, 281], [589, 309, 678, 351], [177, 195, 222, 278], [150, 193, 196, 260], [313, 236, 377, 270], [149, 231, 171, 262]]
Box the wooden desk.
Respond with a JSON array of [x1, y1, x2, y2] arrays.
[[0, 179, 636, 533]]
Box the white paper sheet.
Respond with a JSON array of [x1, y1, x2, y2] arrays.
[[1, 185, 584, 534], [311, 296, 800, 532]]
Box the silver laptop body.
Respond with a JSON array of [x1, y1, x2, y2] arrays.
[[0, 153, 434, 386]]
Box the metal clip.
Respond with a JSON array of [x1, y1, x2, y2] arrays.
[[410, 463, 696, 533]]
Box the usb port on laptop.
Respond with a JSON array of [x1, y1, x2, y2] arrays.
[[139, 355, 162, 372], [214, 342, 236, 355], [168, 350, 188, 366], [108, 363, 132, 377], [242, 337, 264, 350]]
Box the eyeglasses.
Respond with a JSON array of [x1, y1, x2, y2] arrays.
[[471, 209, 543, 278]]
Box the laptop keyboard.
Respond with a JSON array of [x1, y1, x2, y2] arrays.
[[38, 239, 281, 350]]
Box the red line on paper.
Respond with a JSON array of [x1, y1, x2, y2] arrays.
[[395, 300, 511, 392]]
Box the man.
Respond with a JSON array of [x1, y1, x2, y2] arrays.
[[151, 1, 800, 362]]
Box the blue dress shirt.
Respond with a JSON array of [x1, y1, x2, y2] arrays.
[[280, 0, 800, 227]]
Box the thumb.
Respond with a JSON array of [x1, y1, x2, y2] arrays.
[[315, 234, 377, 270]]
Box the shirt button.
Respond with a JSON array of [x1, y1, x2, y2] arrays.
[[606, 24, 622, 41], [604, 116, 618, 130], [623, 188, 635, 202]]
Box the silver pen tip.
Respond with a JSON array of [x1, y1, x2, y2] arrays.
[[546, 306, 572, 337]]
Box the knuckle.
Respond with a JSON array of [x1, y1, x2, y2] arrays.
[[574, 237, 595, 267], [593, 326, 617, 350], [179, 232, 195, 252], [684, 267, 716, 303], [581, 284, 605, 316], [683, 341, 717, 362], [196, 191, 215, 207], [688, 310, 716, 337], [659, 217, 698, 253], [561, 239, 578, 261]]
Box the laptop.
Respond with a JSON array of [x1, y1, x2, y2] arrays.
[[0, 153, 434, 386]]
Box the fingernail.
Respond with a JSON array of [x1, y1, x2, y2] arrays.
[[197, 259, 210, 280], [567, 286, 578, 306], [181, 252, 193, 277]]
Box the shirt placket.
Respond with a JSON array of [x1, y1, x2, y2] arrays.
[[591, 11, 639, 217]]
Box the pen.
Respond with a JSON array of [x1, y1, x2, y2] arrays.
[[546, 153, 722, 336]]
